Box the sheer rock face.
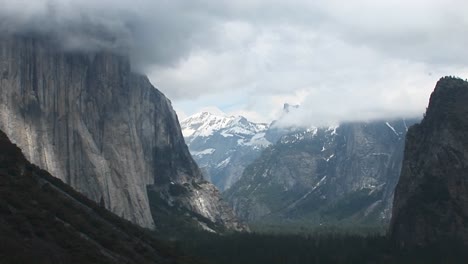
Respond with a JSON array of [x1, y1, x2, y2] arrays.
[[226, 119, 418, 226], [390, 77, 468, 247], [0, 35, 243, 231]]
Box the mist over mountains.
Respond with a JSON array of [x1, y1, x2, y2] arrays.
[[181, 111, 271, 191], [3, 0, 467, 127], [1, 1, 468, 263], [181, 105, 422, 229], [0, 0, 217, 69], [225, 118, 419, 227]]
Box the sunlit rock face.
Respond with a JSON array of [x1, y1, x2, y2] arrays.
[[0, 35, 245, 231], [391, 77, 468, 248]]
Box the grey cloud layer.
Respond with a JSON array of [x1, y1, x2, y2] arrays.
[[2, 0, 467, 125], [6, 1, 466, 67], [0, 0, 220, 67]]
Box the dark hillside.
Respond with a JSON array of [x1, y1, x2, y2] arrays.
[[0, 130, 196, 264]]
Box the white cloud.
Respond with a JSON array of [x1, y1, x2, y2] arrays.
[[149, 1, 468, 125], [2, 0, 468, 125]]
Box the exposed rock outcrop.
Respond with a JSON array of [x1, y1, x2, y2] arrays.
[[226, 119, 418, 226], [181, 112, 270, 191], [390, 77, 468, 247], [0, 35, 244, 232]]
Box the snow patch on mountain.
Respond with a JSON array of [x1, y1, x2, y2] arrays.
[[192, 148, 216, 157], [327, 125, 339, 135], [385, 122, 399, 137], [217, 157, 231, 168], [279, 127, 319, 144], [182, 112, 269, 143], [181, 111, 273, 191]]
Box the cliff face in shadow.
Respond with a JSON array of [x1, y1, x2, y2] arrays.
[[391, 77, 468, 248], [0, 35, 244, 232]]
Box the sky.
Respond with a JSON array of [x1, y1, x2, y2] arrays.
[[2, 0, 468, 126]]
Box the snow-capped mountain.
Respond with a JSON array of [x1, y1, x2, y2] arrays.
[[182, 107, 422, 228], [181, 112, 272, 191], [183, 112, 270, 145], [225, 118, 421, 227]]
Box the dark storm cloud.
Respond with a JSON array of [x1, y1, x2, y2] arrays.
[[0, 0, 221, 68], [0, 1, 130, 51], [4, 1, 466, 68]]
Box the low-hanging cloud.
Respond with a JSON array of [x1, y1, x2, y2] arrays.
[[0, 0, 220, 68], [1, 0, 468, 126]]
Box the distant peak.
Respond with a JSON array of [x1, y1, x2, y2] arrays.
[[181, 110, 269, 139], [421, 75, 468, 128], [283, 103, 300, 113], [438, 75, 467, 82], [184, 111, 226, 122]]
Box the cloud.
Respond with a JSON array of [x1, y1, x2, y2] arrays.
[[312, 0, 468, 66], [1, 0, 468, 126], [0, 0, 220, 68], [149, 1, 468, 125]]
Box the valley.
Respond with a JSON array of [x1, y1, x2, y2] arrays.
[[0, 2, 467, 262], [183, 109, 420, 230]]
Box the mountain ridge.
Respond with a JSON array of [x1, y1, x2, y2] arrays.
[[0, 34, 244, 232], [390, 76, 468, 248], [225, 118, 419, 227], [181, 111, 271, 191], [0, 129, 195, 264]]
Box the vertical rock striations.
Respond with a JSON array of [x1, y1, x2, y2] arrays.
[[390, 77, 468, 247], [226, 119, 418, 226], [0, 35, 244, 231]]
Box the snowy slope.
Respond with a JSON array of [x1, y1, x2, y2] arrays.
[[182, 112, 269, 144], [225, 118, 421, 226], [181, 112, 271, 191]]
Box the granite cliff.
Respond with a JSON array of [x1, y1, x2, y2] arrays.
[[390, 77, 468, 247], [226, 119, 418, 227], [0, 35, 243, 232]]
